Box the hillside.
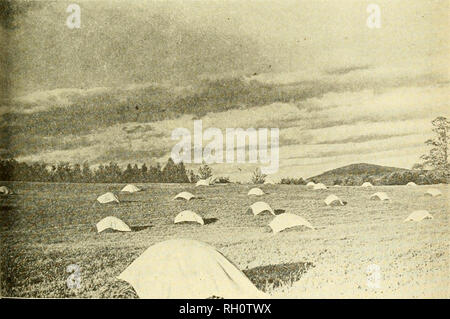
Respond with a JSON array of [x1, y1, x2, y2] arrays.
[[308, 163, 410, 185]]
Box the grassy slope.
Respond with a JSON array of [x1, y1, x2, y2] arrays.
[[308, 163, 411, 185], [0, 182, 448, 298]]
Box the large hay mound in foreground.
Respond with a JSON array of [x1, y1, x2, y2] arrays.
[[118, 239, 266, 299]]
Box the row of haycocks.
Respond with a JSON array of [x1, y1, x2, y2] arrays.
[[310, 181, 441, 222], [94, 181, 443, 299], [1, 181, 442, 231], [323, 192, 436, 221], [95, 185, 315, 233], [95, 182, 442, 232]]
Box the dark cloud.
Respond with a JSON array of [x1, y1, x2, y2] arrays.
[[0, 0, 43, 30], [325, 65, 371, 75], [313, 133, 413, 145], [7, 1, 268, 95], [94, 147, 167, 165], [3, 133, 96, 158]]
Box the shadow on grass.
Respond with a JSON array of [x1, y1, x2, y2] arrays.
[[100, 279, 139, 299], [243, 261, 314, 292], [130, 225, 152, 232], [274, 209, 286, 215], [118, 200, 143, 203], [204, 218, 218, 225], [0, 205, 16, 228], [174, 221, 205, 226], [172, 196, 204, 201], [246, 209, 275, 216], [0, 204, 16, 212], [96, 225, 151, 233]]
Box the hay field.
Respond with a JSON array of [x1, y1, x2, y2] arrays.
[[1, 182, 448, 298]]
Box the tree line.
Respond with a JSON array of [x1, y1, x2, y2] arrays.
[[331, 170, 448, 186], [0, 158, 197, 183]]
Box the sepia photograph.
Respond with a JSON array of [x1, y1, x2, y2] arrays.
[[0, 0, 448, 301]]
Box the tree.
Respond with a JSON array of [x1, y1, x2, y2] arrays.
[[188, 170, 198, 183], [141, 163, 148, 182], [82, 161, 92, 182], [174, 162, 190, 183], [95, 164, 105, 183], [420, 116, 449, 171], [250, 167, 266, 184], [365, 175, 377, 185], [55, 162, 72, 182], [132, 164, 140, 182], [161, 158, 177, 182], [105, 162, 122, 183], [280, 177, 305, 185], [72, 163, 82, 183], [122, 163, 133, 182], [148, 163, 161, 182], [343, 176, 356, 186], [198, 161, 213, 180]]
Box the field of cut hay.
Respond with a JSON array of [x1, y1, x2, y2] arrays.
[[1, 182, 448, 298]]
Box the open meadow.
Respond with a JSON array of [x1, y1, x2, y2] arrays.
[[1, 182, 448, 298]]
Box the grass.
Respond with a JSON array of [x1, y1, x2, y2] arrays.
[[0, 182, 448, 298], [243, 262, 314, 292]]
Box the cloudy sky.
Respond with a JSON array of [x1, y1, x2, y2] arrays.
[[1, 0, 449, 180]]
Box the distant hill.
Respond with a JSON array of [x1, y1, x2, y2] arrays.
[[308, 163, 410, 185]]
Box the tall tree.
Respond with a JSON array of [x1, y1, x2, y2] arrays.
[[161, 158, 177, 182], [82, 161, 92, 182], [175, 162, 190, 183], [123, 164, 133, 182], [189, 169, 198, 183], [420, 116, 449, 171], [141, 163, 148, 182], [72, 163, 82, 183], [148, 163, 161, 182]]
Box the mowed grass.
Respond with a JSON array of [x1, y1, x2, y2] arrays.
[[1, 182, 448, 298]]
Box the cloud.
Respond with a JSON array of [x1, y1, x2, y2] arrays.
[[281, 119, 438, 146], [7, 1, 268, 95], [325, 65, 371, 75], [15, 87, 109, 106], [248, 62, 448, 89], [281, 133, 427, 161], [11, 80, 447, 182]]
